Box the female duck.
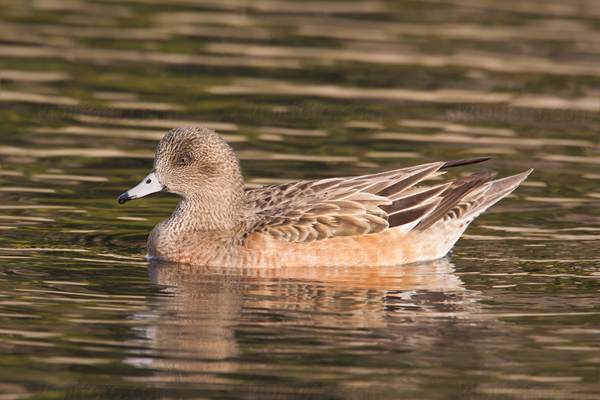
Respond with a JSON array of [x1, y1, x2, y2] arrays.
[[118, 127, 531, 267]]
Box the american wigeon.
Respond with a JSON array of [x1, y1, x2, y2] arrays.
[[118, 127, 532, 267]]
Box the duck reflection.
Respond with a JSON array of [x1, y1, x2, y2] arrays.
[[131, 257, 482, 392]]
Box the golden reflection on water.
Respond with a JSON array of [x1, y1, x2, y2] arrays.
[[0, 43, 303, 69], [420, 0, 600, 18], [0, 187, 56, 193], [2, 146, 155, 159], [208, 78, 600, 112], [1, 90, 78, 106], [299, 17, 599, 42], [31, 174, 107, 183], [204, 43, 600, 76], [73, 115, 239, 133], [398, 120, 517, 137], [373, 132, 595, 148], [1, 70, 70, 82]]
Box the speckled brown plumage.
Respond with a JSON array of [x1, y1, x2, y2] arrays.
[[118, 127, 532, 268]]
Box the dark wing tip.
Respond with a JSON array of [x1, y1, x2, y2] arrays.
[[440, 157, 493, 170]]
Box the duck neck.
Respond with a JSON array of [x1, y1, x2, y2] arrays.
[[168, 188, 244, 236]]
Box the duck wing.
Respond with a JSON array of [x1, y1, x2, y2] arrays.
[[244, 159, 491, 243]]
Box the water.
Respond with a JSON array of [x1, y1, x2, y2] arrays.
[[1, 0, 599, 399]]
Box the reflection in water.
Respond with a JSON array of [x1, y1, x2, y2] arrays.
[[136, 258, 482, 394], [133, 265, 243, 385], [130, 257, 599, 399]]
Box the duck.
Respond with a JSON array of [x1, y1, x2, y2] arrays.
[[118, 126, 532, 267]]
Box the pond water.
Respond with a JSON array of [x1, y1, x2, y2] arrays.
[[1, 0, 599, 399]]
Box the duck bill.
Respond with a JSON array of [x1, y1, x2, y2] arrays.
[[118, 171, 165, 204]]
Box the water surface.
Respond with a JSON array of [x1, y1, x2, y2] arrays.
[[0, 0, 599, 399]]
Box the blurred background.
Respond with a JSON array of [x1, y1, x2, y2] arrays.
[[0, 0, 599, 399]]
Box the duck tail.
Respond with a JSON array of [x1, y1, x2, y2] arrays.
[[404, 169, 532, 263], [459, 168, 533, 223]]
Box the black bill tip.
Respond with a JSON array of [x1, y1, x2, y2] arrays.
[[118, 193, 132, 204]]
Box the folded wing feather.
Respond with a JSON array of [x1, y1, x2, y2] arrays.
[[243, 158, 507, 243]]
